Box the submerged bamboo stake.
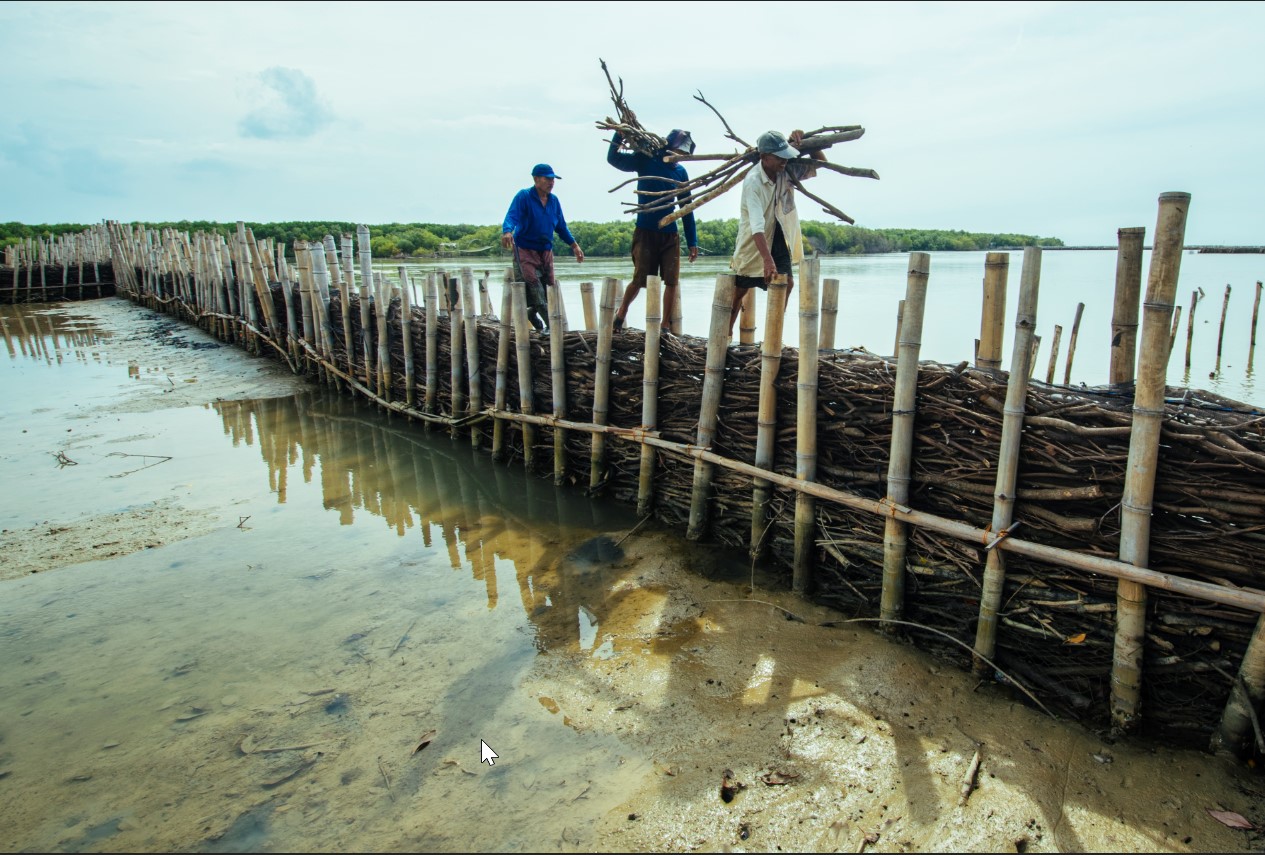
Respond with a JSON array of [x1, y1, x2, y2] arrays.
[[977, 252, 1009, 371], [820, 276, 840, 350], [1185, 288, 1200, 369], [398, 266, 416, 407], [686, 273, 736, 541], [1062, 302, 1085, 385], [547, 284, 567, 484], [1112, 191, 1191, 733], [591, 277, 619, 490], [636, 277, 663, 517], [580, 281, 596, 331], [461, 268, 483, 447], [751, 274, 789, 560], [973, 246, 1041, 668], [510, 280, 537, 470], [739, 289, 756, 345], [1110, 227, 1145, 385], [1214, 615, 1265, 757], [492, 273, 514, 461], [1216, 283, 1232, 372], [793, 259, 822, 594], [424, 273, 439, 419], [1044, 324, 1063, 385], [879, 253, 930, 620]]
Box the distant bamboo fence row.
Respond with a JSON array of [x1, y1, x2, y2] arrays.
[[2, 231, 115, 303], [9, 203, 1265, 756]]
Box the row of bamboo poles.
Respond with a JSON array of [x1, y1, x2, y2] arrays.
[[18, 200, 1265, 756], [1, 226, 115, 304]]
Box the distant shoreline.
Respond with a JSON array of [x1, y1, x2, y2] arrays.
[[1042, 245, 1265, 253]]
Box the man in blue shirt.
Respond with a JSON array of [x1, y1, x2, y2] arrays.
[[501, 163, 585, 333], [607, 120, 699, 333]]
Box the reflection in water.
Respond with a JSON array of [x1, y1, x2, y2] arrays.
[[0, 302, 116, 365]]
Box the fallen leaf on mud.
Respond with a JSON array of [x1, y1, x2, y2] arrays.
[[1064, 632, 1087, 644], [441, 758, 477, 776], [759, 770, 800, 785], [1091, 752, 1113, 764], [1206, 808, 1255, 830], [412, 729, 437, 755]]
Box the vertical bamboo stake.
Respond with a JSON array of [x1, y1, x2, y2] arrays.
[[357, 226, 375, 387], [398, 266, 416, 407], [751, 274, 789, 560], [1251, 281, 1263, 349], [294, 241, 315, 366], [449, 275, 466, 428], [590, 277, 619, 490], [879, 253, 930, 620], [340, 234, 355, 376], [820, 276, 840, 351], [1045, 324, 1063, 385], [1029, 335, 1042, 379], [636, 277, 663, 517], [1166, 306, 1183, 362], [511, 280, 537, 470], [972, 246, 1041, 668], [1063, 302, 1085, 385], [1214, 615, 1265, 757], [580, 281, 596, 331], [424, 273, 439, 420], [977, 252, 1010, 371], [1215, 283, 1232, 373], [461, 268, 483, 447], [547, 282, 567, 484], [739, 289, 757, 345], [479, 273, 493, 316], [1184, 289, 1200, 370], [670, 288, 684, 336], [1110, 227, 1146, 385], [492, 275, 514, 461], [376, 272, 393, 400], [894, 299, 905, 359], [1112, 191, 1191, 733], [686, 273, 737, 541], [793, 258, 823, 594]]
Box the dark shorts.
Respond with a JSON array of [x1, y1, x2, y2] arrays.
[[735, 222, 791, 291], [630, 228, 681, 289], [513, 246, 555, 313]]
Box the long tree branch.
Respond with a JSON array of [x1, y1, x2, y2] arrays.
[[658, 164, 754, 228], [693, 90, 750, 148], [788, 173, 856, 225]]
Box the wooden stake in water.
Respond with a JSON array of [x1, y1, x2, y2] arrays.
[[580, 281, 596, 331], [751, 274, 789, 561], [1063, 302, 1085, 385], [492, 274, 513, 461], [1215, 614, 1265, 757], [547, 284, 567, 484], [590, 277, 619, 490], [973, 246, 1040, 668], [461, 268, 483, 446], [449, 275, 466, 429], [357, 226, 375, 387], [1045, 324, 1063, 385], [1252, 281, 1263, 349], [1185, 288, 1201, 370], [1112, 191, 1191, 733], [375, 272, 392, 400], [894, 299, 905, 359], [1110, 227, 1145, 386], [424, 273, 439, 421], [510, 280, 537, 470], [637, 277, 662, 518], [879, 253, 930, 620], [1167, 306, 1183, 363], [687, 273, 736, 541], [739, 288, 757, 345], [1216, 283, 1232, 373], [820, 276, 840, 351], [977, 252, 1009, 371], [793, 258, 822, 595]]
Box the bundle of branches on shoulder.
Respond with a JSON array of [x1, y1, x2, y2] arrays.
[[595, 59, 879, 228]]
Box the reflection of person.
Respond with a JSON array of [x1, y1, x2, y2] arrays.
[[501, 164, 585, 332], [728, 130, 825, 337], [607, 118, 699, 333]]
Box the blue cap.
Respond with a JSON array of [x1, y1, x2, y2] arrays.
[[531, 163, 560, 179]]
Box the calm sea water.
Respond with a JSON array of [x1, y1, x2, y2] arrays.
[[387, 249, 1265, 409]]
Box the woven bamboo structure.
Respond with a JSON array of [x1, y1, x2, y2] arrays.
[[10, 213, 1265, 757]]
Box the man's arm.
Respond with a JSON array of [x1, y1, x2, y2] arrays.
[[607, 132, 641, 173], [675, 165, 699, 262], [501, 191, 521, 249], [788, 129, 828, 180]]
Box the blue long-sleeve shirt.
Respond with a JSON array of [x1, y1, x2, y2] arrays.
[[502, 187, 576, 252], [607, 135, 698, 247]]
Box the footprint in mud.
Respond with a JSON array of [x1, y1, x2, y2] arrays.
[[564, 535, 624, 567]]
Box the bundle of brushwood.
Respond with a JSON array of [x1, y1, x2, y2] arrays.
[[595, 59, 879, 227]]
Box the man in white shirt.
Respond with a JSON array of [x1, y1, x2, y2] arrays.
[[728, 129, 825, 337]]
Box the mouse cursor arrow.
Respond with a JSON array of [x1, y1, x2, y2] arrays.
[[480, 740, 498, 766]]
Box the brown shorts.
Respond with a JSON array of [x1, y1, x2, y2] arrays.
[[630, 228, 681, 289]]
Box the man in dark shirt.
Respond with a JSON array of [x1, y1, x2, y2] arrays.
[[501, 163, 585, 332], [607, 120, 699, 333]]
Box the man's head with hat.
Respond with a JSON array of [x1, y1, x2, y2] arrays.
[[756, 130, 799, 177], [531, 163, 559, 197]]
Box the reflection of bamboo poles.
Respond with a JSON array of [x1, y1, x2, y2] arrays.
[[548, 284, 567, 484], [752, 275, 788, 561], [591, 277, 618, 490], [637, 277, 662, 518], [880, 253, 930, 620], [1110, 227, 1145, 385], [687, 274, 736, 541], [1112, 191, 1190, 733], [973, 246, 1040, 668], [492, 275, 513, 462], [1062, 302, 1084, 385], [977, 253, 1008, 371]]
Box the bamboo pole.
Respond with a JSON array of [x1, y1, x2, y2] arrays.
[[1184, 288, 1200, 370], [1029, 335, 1042, 379], [1251, 281, 1263, 349], [1062, 302, 1085, 385], [1112, 191, 1191, 733], [590, 277, 619, 490], [357, 226, 375, 387], [751, 274, 789, 560], [449, 275, 466, 428], [793, 258, 823, 594], [376, 272, 393, 400], [580, 281, 596, 331], [894, 299, 904, 359], [548, 282, 567, 484], [492, 272, 514, 462], [636, 277, 663, 517], [739, 289, 756, 345], [310, 244, 338, 382], [820, 276, 840, 351], [686, 273, 736, 541], [671, 287, 684, 336], [294, 241, 315, 370], [461, 268, 483, 447], [424, 273, 439, 420], [340, 234, 355, 376], [1110, 227, 1145, 385], [1215, 283, 1232, 373], [972, 246, 1041, 668], [879, 253, 930, 620], [479, 273, 493, 316], [398, 266, 416, 407], [1214, 615, 1265, 757], [1044, 324, 1063, 385], [1167, 306, 1183, 362], [511, 280, 537, 470], [977, 252, 1009, 371]]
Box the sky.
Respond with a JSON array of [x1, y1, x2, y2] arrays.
[[2, 1, 1262, 246]]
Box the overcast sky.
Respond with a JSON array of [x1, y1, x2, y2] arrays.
[[2, 1, 1261, 245]]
